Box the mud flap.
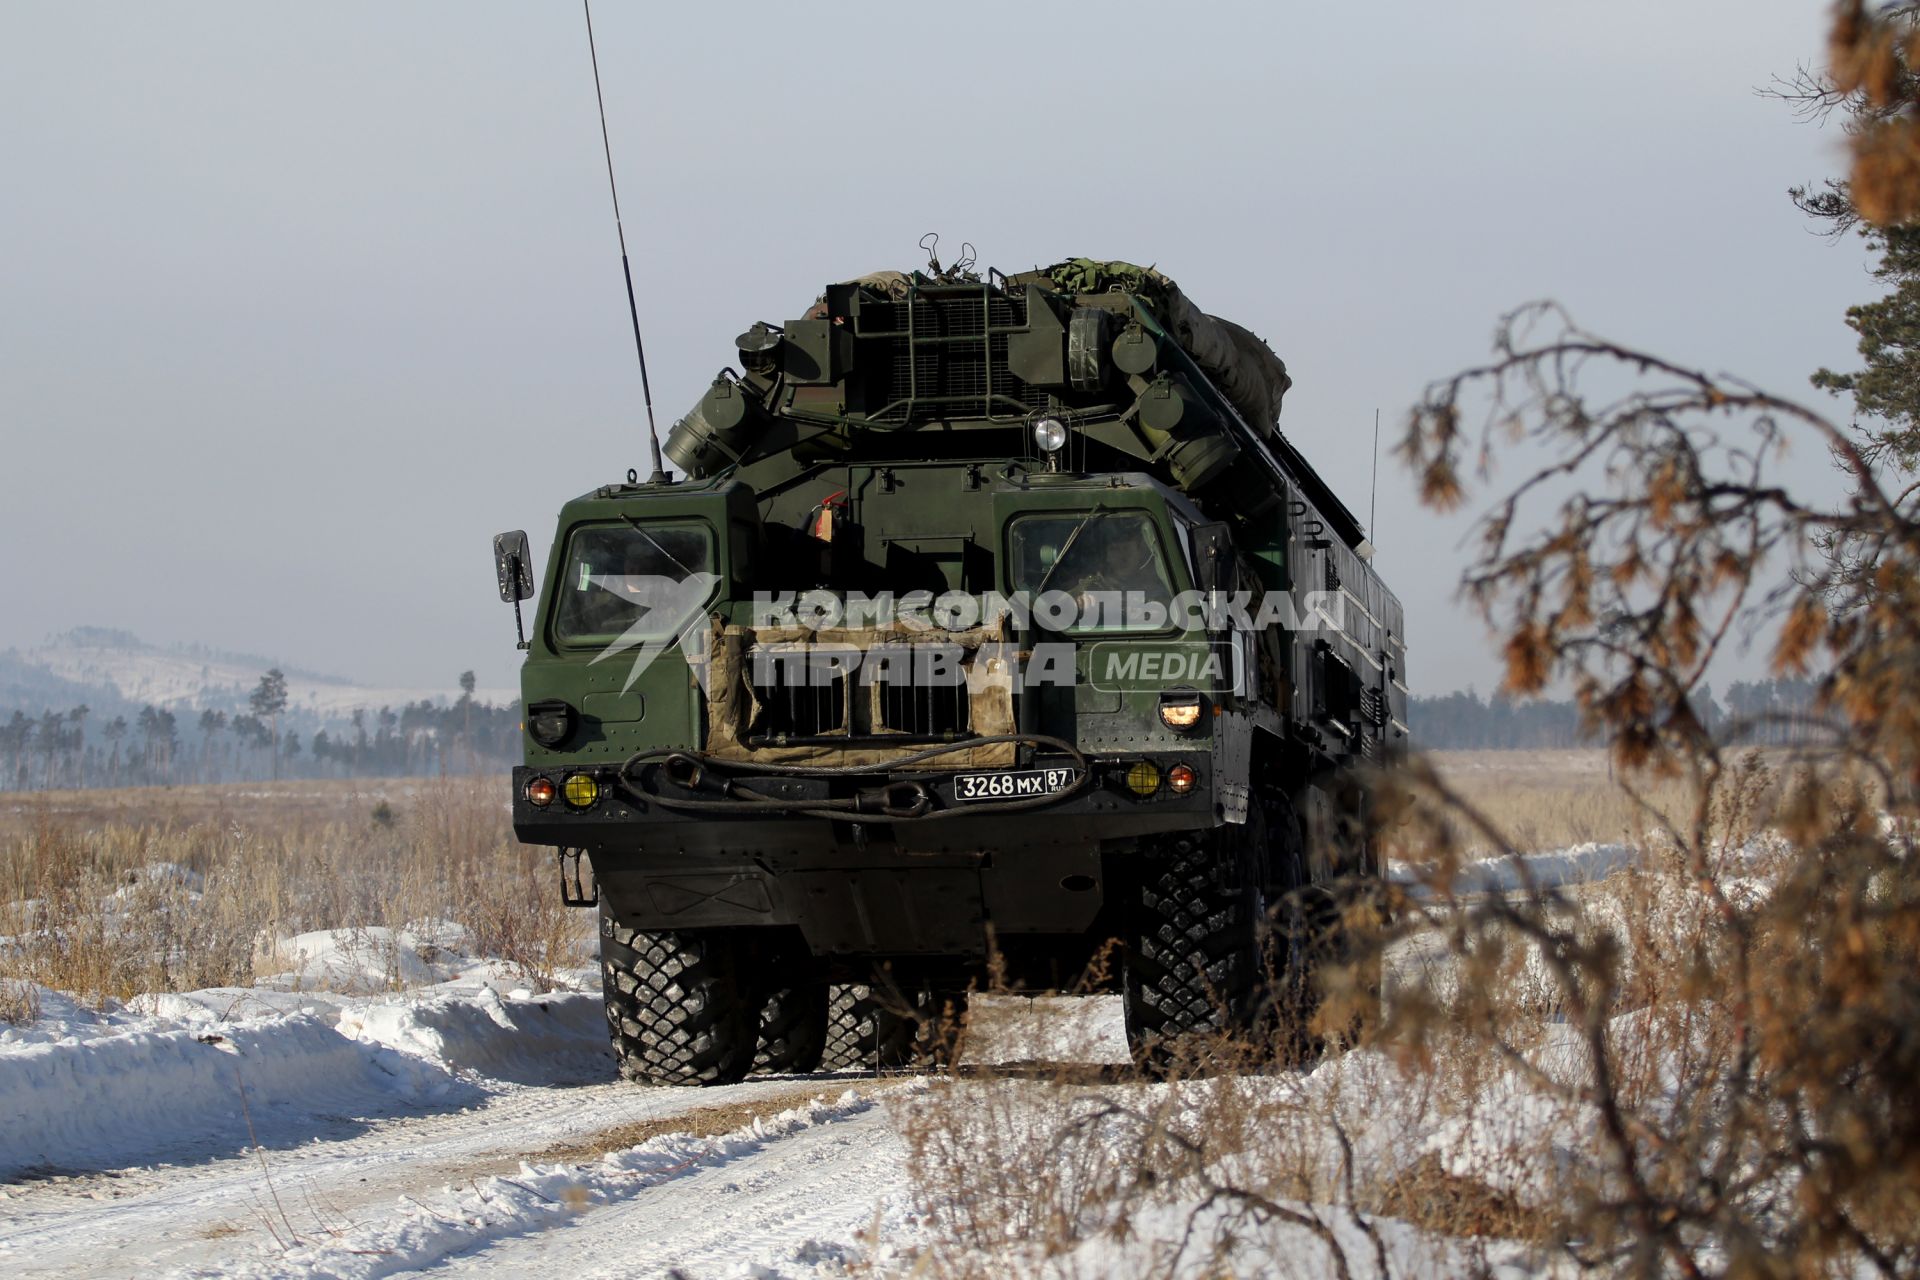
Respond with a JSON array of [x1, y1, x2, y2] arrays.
[[558, 847, 598, 908]]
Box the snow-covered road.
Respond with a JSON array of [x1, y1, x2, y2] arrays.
[[1, 1077, 897, 1277], [0, 954, 1146, 1280], [418, 1093, 901, 1280], [0, 985, 920, 1279]]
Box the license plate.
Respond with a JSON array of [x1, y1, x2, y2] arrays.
[[952, 767, 1077, 802]]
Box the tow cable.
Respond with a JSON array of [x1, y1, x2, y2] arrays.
[[618, 734, 1090, 822]]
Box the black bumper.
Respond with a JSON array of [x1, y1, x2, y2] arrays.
[[510, 752, 1217, 857], [512, 752, 1221, 957]]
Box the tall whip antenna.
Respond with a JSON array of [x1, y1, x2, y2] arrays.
[[583, 0, 666, 484], [1369, 407, 1381, 539]]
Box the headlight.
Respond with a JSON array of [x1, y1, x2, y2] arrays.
[[1033, 417, 1068, 453], [526, 699, 575, 748], [1158, 689, 1204, 732], [524, 776, 557, 807], [563, 772, 601, 809], [1167, 763, 1197, 794]]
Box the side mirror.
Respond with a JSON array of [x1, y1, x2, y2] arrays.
[[493, 531, 535, 602], [1189, 521, 1233, 595], [493, 530, 535, 651]]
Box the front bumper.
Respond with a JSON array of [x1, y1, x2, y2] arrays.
[[511, 750, 1217, 858]]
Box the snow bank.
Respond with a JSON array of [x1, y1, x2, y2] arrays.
[[0, 1012, 462, 1179], [1042, 1193, 1508, 1280], [339, 985, 607, 1085], [0, 984, 605, 1180], [252, 923, 470, 993], [1390, 840, 1637, 897], [964, 993, 1131, 1065]]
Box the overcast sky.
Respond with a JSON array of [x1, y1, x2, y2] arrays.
[[0, 1, 1876, 696]]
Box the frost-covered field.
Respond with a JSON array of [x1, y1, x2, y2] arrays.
[[0, 838, 1651, 1280], [4, 763, 1848, 1278]]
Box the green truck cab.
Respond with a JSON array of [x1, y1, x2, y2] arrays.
[[495, 260, 1408, 1083]]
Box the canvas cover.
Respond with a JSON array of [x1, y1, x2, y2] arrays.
[[701, 617, 1019, 768], [1041, 258, 1292, 437], [806, 261, 1291, 436]]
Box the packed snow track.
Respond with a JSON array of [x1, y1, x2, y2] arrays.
[[0, 975, 1130, 1279]]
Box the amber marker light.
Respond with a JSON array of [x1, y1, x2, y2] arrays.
[[564, 772, 602, 809], [1167, 763, 1197, 795], [525, 776, 557, 807]]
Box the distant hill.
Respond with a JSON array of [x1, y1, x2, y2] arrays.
[[1, 629, 514, 726]]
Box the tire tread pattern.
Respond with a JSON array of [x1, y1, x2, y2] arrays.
[[1123, 837, 1262, 1058], [817, 983, 917, 1072], [599, 910, 756, 1087], [752, 981, 827, 1074]]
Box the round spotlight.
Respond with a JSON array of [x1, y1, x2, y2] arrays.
[[526, 700, 576, 748], [1124, 760, 1161, 796], [1033, 417, 1068, 453], [1158, 690, 1204, 732], [563, 772, 601, 809], [525, 776, 557, 808], [1167, 763, 1197, 795]]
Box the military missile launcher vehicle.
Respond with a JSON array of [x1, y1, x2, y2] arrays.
[[494, 257, 1408, 1084]]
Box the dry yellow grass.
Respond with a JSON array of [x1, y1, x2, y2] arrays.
[[1417, 748, 1697, 855], [0, 775, 586, 1013]]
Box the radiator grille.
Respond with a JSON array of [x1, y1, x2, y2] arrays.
[[876, 677, 970, 738], [749, 669, 845, 740]]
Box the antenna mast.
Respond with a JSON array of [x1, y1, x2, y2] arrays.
[[1368, 407, 1380, 539], [583, 0, 666, 484]]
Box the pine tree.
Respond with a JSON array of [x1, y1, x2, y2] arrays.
[[67, 705, 88, 787], [198, 708, 227, 782], [249, 669, 289, 780], [1813, 225, 1920, 472], [153, 709, 178, 781], [458, 670, 476, 762], [3, 711, 30, 790], [103, 715, 127, 778]]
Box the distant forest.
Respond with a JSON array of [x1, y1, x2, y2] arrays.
[[1410, 676, 1823, 749], [0, 669, 520, 792], [1, 671, 1834, 791]]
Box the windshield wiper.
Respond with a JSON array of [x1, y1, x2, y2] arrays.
[[620, 515, 698, 580], [1033, 506, 1105, 599]]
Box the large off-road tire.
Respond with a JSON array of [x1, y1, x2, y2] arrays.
[[819, 983, 917, 1071], [599, 907, 757, 1087], [752, 980, 828, 1075], [1123, 786, 1344, 1069], [818, 983, 968, 1072], [1121, 827, 1269, 1068]]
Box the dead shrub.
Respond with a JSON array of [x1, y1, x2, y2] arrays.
[[0, 976, 37, 1025], [1388, 302, 1920, 1274]]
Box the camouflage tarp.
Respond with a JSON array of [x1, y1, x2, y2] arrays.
[[1042, 258, 1292, 436], [803, 270, 912, 318]]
